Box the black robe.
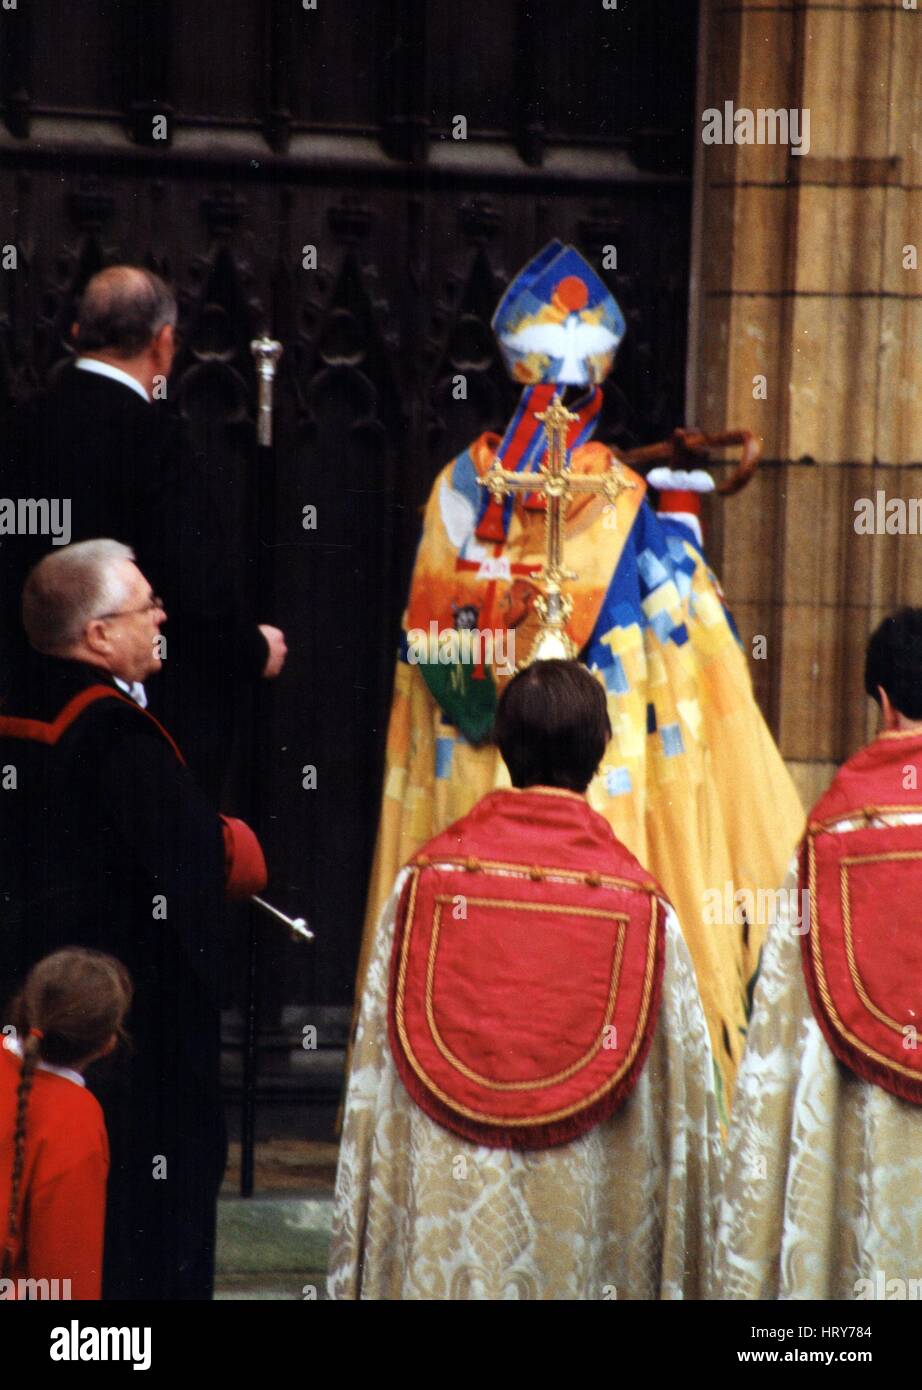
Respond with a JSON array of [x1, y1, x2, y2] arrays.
[[0, 365, 268, 801], [0, 654, 230, 1300]]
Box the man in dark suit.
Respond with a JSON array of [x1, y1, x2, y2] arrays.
[[1, 264, 286, 802], [0, 539, 267, 1299]]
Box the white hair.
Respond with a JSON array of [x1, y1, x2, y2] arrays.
[[22, 539, 137, 654]]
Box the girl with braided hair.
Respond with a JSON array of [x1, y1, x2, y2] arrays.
[[1, 949, 132, 1300]]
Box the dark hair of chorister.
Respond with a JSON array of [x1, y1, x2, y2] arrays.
[[494, 659, 612, 793], [2, 949, 133, 1278], [864, 608, 922, 721]]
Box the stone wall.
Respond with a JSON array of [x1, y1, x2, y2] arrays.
[[689, 0, 922, 808]]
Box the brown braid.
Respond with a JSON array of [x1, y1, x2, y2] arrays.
[[3, 949, 133, 1277], [3, 1033, 40, 1276]]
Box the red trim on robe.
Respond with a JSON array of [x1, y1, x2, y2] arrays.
[[0, 684, 187, 764], [221, 816, 268, 899], [0, 682, 273, 905]]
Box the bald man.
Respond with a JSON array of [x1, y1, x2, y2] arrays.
[[1, 265, 286, 801]]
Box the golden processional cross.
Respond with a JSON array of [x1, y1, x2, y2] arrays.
[[478, 394, 636, 667]]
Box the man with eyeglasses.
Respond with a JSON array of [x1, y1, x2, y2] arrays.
[[0, 539, 267, 1300]]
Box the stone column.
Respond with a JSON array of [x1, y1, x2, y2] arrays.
[[688, 0, 922, 807]]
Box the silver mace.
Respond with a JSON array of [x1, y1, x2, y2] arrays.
[[251, 895, 314, 944], [248, 339, 295, 934], [248, 340, 298, 936], [250, 335, 283, 447]]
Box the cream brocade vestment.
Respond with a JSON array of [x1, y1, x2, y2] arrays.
[[716, 838, 922, 1301], [329, 870, 722, 1301]]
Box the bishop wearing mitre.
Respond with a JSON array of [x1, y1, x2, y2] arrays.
[[356, 240, 803, 1116], [330, 659, 721, 1300]]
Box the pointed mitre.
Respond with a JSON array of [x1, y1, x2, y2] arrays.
[[492, 240, 626, 386]]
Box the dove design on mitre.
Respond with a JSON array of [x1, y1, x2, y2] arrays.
[[500, 315, 619, 385]]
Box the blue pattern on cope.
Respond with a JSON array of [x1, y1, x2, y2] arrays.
[[451, 447, 483, 515], [605, 766, 633, 797], [606, 654, 630, 695], [585, 499, 743, 721], [435, 737, 455, 780], [660, 723, 685, 758]]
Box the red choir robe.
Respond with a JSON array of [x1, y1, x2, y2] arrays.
[[0, 1041, 109, 1300]]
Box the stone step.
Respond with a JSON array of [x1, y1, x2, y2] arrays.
[[215, 1194, 333, 1300], [221, 1138, 339, 1195], [214, 1137, 337, 1300], [215, 1272, 326, 1301]]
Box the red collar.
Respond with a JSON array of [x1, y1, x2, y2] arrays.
[[0, 684, 185, 764]]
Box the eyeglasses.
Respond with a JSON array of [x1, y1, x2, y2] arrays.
[[97, 595, 165, 621]]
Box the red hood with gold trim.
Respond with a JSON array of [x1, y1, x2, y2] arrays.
[[387, 788, 667, 1149]]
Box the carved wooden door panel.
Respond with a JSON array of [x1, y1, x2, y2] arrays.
[[0, 0, 700, 1124]]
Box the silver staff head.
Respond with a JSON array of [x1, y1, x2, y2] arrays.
[[250, 336, 283, 447]]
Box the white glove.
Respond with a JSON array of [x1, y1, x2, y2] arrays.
[[646, 467, 715, 493]]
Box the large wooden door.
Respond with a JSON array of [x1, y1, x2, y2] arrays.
[[0, 0, 700, 1129]]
